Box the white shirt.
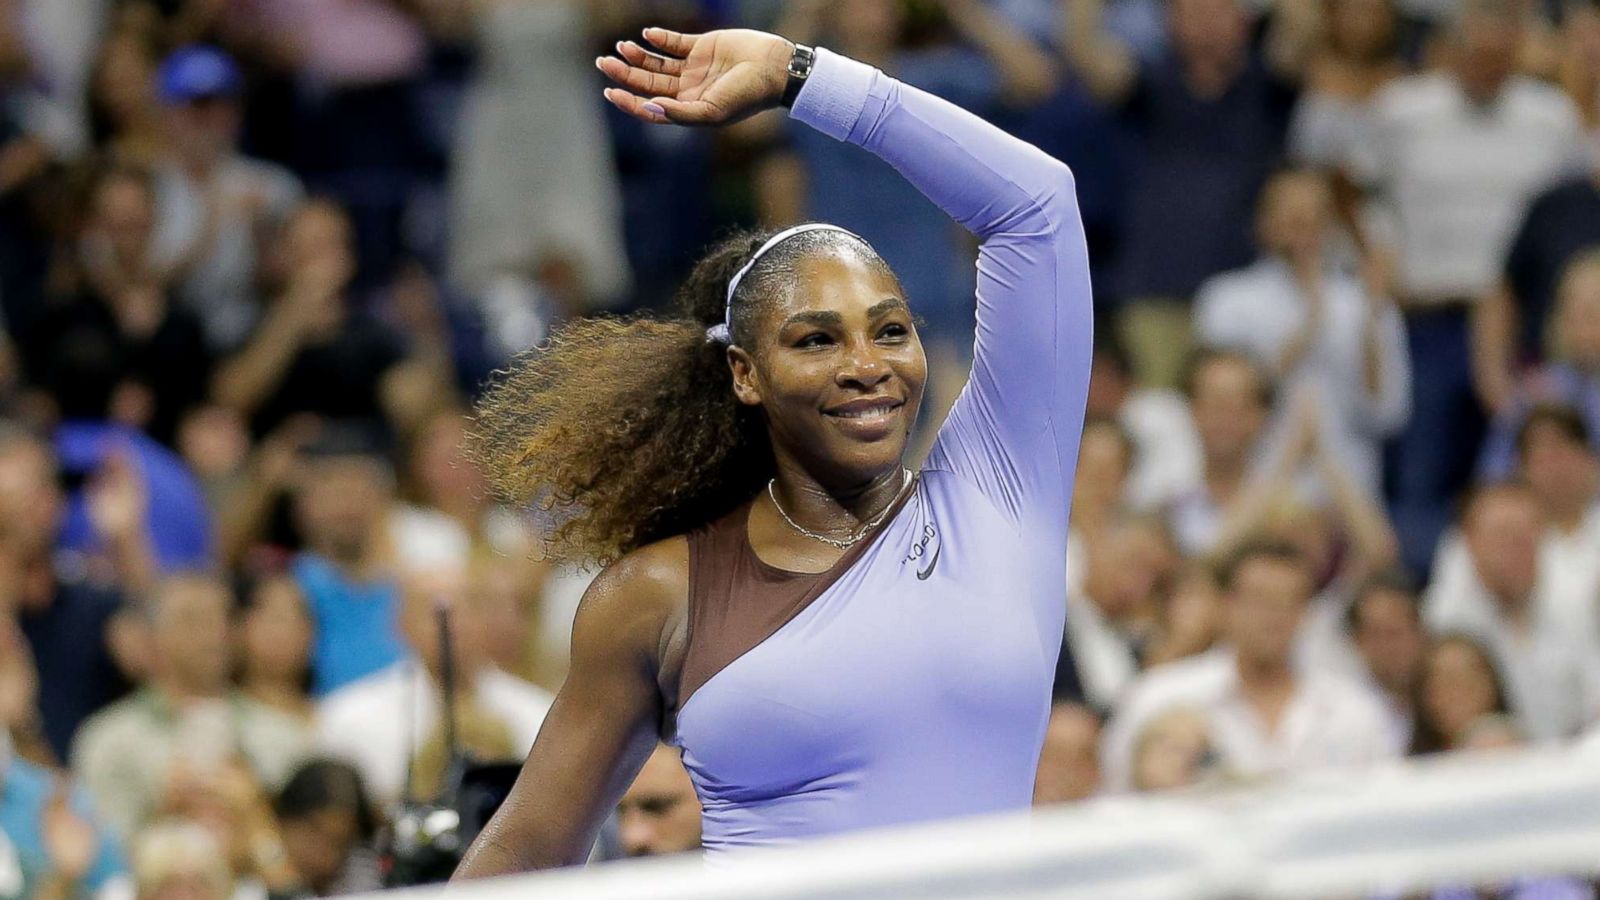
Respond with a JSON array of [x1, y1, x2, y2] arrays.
[[1347, 73, 1585, 302], [314, 661, 554, 811], [150, 156, 304, 350], [1541, 504, 1600, 643], [1101, 647, 1400, 791], [1121, 388, 1203, 511], [1195, 258, 1412, 496], [1424, 533, 1600, 740], [1065, 594, 1140, 711]]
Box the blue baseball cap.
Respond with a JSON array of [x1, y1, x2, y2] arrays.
[[157, 45, 242, 104]]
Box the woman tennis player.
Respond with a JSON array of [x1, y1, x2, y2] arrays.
[[453, 24, 1092, 875]]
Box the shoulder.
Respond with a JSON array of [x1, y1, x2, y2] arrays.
[[72, 696, 145, 754], [577, 537, 689, 645], [1195, 263, 1274, 313], [1121, 650, 1233, 715], [1306, 670, 1390, 724], [1503, 77, 1580, 127], [1371, 73, 1448, 119], [316, 665, 403, 722]]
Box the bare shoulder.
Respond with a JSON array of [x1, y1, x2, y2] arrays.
[[570, 536, 691, 676]]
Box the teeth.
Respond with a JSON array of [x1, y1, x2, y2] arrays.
[[834, 406, 896, 419]]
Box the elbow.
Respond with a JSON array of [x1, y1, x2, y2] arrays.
[[1034, 159, 1081, 227]]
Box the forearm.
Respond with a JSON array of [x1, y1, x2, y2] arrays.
[[794, 50, 1077, 242], [212, 309, 304, 413], [1060, 0, 1136, 104], [1471, 284, 1518, 413], [945, 0, 1057, 104], [1316, 452, 1398, 579]]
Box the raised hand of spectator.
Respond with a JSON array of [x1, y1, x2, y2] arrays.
[[87, 450, 156, 594], [40, 782, 99, 887], [283, 251, 352, 339], [87, 451, 147, 548]]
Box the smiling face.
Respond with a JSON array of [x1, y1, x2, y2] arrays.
[[728, 249, 927, 490]]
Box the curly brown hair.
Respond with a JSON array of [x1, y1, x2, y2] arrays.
[[469, 226, 893, 565]]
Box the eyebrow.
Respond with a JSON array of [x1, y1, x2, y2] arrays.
[[781, 298, 908, 330], [867, 297, 909, 318]]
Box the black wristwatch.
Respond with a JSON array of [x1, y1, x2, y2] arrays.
[[780, 43, 816, 109]]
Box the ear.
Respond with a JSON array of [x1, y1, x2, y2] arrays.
[[727, 345, 763, 407]]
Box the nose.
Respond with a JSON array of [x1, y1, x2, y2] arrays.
[[836, 339, 892, 389], [619, 812, 654, 857]]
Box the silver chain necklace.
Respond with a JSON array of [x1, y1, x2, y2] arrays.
[[766, 468, 911, 550]]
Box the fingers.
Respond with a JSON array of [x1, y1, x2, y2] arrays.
[[595, 55, 680, 99], [602, 87, 672, 125], [641, 26, 701, 58], [615, 40, 683, 76]]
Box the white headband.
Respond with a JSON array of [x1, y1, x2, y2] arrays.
[[706, 223, 862, 344]]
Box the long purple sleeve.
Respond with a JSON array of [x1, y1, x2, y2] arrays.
[[791, 49, 1094, 535]]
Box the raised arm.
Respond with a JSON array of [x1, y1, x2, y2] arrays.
[[600, 28, 1093, 530]]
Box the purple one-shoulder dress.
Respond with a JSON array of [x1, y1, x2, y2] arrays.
[[672, 47, 1094, 857]]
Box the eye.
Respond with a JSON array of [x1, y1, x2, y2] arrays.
[[796, 332, 834, 348], [877, 323, 910, 341]]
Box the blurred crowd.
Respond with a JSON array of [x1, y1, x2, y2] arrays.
[[0, 0, 1597, 896]]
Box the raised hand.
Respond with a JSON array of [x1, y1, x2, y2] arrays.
[[596, 28, 794, 126]]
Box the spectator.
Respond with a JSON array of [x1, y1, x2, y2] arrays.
[[471, 557, 558, 692], [1142, 563, 1224, 668], [1084, 333, 1202, 512], [448, 0, 632, 320], [1033, 703, 1104, 805], [1409, 634, 1513, 755], [71, 574, 309, 837], [1102, 542, 1399, 791], [1065, 417, 1136, 597], [273, 759, 381, 895], [1287, 0, 1405, 169], [244, 0, 430, 286], [1166, 350, 1271, 556], [1423, 483, 1600, 740], [314, 565, 555, 811], [1347, 0, 1587, 574], [1474, 162, 1600, 413], [1063, 0, 1319, 387], [31, 299, 215, 576], [148, 45, 304, 353], [86, 31, 163, 165], [212, 199, 447, 441], [128, 819, 232, 900], [390, 408, 536, 568], [1064, 515, 1170, 709], [0, 670, 128, 899], [1129, 708, 1219, 792], [615, 744, 702, 858], [34, 163, 215, 446], [1510, 407, 1600, 635], [0, 426, 127, 762], [154, 761, 301, 898], [1479, 252, 1600, 480], [289, 432, 407, 696], [1194, 168, 1411, 496], [236, 573, 314, 724], [1347, 573, 1426, 750], [1204, 393, 1403, 679]]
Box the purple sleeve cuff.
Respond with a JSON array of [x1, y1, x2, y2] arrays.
[[788, 47, 877, 142]]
